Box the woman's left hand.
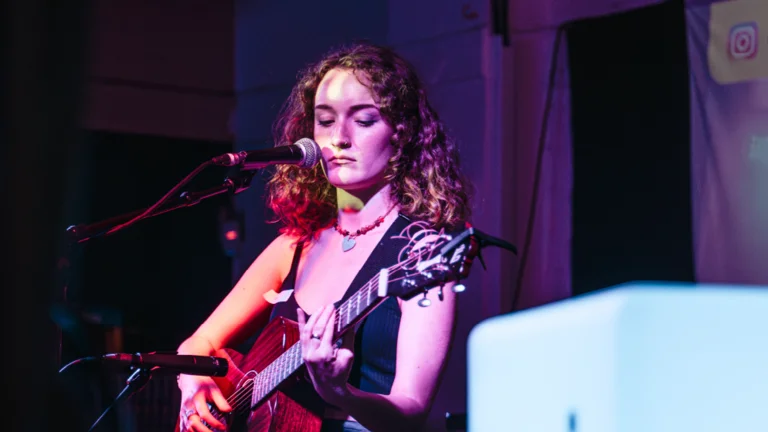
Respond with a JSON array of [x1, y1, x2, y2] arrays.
[[297, 304, 355, 405]]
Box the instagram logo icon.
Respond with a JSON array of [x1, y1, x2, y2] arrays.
[[729, 22, 759, 60]]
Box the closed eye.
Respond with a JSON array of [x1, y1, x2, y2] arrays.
[[356, 118, 379, 127], [317, 120, 334, 127]]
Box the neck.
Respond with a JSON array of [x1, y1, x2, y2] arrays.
[[336, 184, 397, 231]]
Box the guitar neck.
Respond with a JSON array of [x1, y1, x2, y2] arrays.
[[249, 269, 390, 408]]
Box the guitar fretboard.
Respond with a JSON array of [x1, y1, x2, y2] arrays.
[[250, 271, 388, 407]]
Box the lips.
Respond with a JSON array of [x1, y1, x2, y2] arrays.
[[329, 155, 356, 162]]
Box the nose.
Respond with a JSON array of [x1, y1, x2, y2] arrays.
[[331, 122, 352, 149]]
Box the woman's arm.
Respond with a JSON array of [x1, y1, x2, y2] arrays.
[[176, 234, 296, 431], [301, 282, 458, 432], [177, 234, 296, 356]]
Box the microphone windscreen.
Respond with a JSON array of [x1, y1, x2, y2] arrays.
[[295, 138, 321, 168]]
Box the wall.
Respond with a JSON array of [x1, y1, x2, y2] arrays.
[[84, 0, 235, 142]]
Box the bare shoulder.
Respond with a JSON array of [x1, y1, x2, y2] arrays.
[[234, 232, 302, 289], [256, 232, 307, 260], [265, 232, 302, 255]]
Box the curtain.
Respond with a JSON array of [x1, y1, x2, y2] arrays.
[[686, 0, 768, 284]]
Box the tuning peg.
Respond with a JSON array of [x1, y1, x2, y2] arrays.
[[418, 292, 432, 307], [452, 283, 466, 293]]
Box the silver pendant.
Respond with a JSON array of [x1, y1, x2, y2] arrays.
[[342, 236, 356, 252]]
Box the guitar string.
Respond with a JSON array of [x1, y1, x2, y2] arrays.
[[212, 247, 449, 416]]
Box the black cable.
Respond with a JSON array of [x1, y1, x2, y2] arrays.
[[510, 25, 566, 311]]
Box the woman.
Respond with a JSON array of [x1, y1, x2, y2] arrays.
[[177, 42, 473, 432]]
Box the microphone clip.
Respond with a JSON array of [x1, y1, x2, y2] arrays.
[[212, 151, 248, 167]]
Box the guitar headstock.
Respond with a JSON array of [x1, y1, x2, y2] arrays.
[[384, 226, 515, 305]]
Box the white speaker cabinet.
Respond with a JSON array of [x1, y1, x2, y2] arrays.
[[467, 282, 768, 432]]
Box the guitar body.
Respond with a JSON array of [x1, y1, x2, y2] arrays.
[[175, 317, 325, 432]]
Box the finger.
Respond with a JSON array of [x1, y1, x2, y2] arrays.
[[303, 306, 324, 339], [297, 308, 311, 342], [210, 387, 232, 413], [312, 304, 335, 338], [298, 308, 316, 362], [180, 403, 198, 432], [182, 412, 205, 432], [188, 415, 212, 432], [193, 393, 225, 431], [321, 306, 337, 346], [328, 344, 341, 363], [336, 347, 355, 366], [297, 308, 306, 331]]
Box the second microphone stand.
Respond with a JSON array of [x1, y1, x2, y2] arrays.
[[88, 366, 152, 432], [55, 164, 257, 430]]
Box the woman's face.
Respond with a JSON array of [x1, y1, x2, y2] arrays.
[[313, 68, 394, 193]]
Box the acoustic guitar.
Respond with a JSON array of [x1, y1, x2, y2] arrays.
[[174, 226, 514, 432]]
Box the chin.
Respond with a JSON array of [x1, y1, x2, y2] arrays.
[[328, 175, 378, 192], [330, 179, 365, 190]]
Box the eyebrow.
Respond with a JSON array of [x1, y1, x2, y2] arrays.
[[314, 103, 379, 114]]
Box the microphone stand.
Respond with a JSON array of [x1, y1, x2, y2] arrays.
[[88, 366, 153, 432], [66, 168, 256, 244], [53, 165, 257, 429]]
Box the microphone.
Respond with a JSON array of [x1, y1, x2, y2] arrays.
[[212, 137, 321, 170], [101, 352, 229, 377]]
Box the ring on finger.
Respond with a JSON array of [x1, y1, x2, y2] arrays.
[[183, 408, 197, 421], [310, 333, 321, 340]]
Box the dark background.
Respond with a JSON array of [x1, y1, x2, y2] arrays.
[[51, 131, 236, 431], [69, 130, 235, 357], [567, 0, 695, 296]]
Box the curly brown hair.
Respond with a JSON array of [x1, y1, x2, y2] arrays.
[[266, 42, 473, 242]]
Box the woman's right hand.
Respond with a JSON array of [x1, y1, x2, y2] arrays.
[[178, 374, 232, 432]]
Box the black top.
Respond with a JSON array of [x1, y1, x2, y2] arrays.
[[269, 214, 417, 395]]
